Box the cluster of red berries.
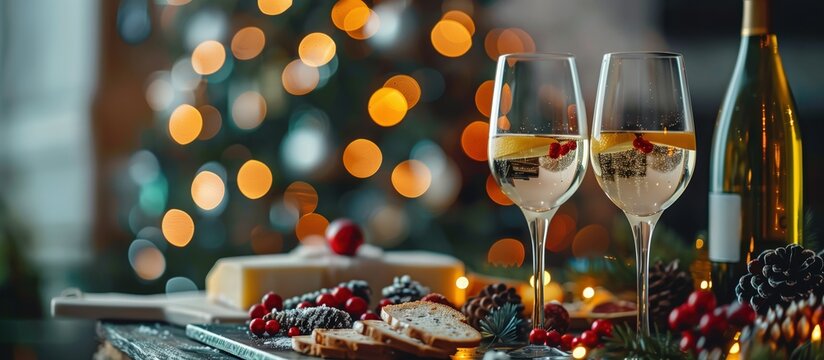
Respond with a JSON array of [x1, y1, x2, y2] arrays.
[[548, 141, 577, 159], [294, 286, 379, 321], [632, 135, 654, 154], [528, 319, 613, 351], [248, 292, 290, 337], [668, 290, 756, 355]]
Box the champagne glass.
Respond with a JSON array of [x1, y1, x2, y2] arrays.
[[590, 52, 696, 336], [488, 53, 588, 357]]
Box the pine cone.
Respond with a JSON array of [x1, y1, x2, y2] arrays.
[[736, 244, 824, 314], [752, 293, 824, 350], [648, 259, 693, 328], [381, 275, 429, 304], [264, 306, 352, 334], [462, 283, 524, 328], [283, 280, 372, 309]]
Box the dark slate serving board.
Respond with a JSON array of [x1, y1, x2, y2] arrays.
[[97, 322, 236, 360], [186, 324, 316, 360]]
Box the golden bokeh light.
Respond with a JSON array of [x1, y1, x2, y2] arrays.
[[343, 6, 371, 32], [455, 276, 469, 290], [191, 40, 226, 75], [237, 160, 273, 199], [547, 213, 576, 252], [197, 105, 222, 140], [295, 213, 329, 241], [497, 116, 511, 131], [460, 121, 489, 161], [442, 10, 475, 35], [383, 75, 421, 109], [368, 87, 408, 127], [331, 0, 368, 30], [572, 224, 610, 257], [282, 59, 320, 96], [133, 246, 165, 281], [284, 181, 318, 216], [487, 238, 525, 267], [391, 160, 432, 198], [572, 346, 587, 359], [168, 104, 203, 145], [231, 91, 267, 130], [191, 171, 225, 210], [231, 27, 266, 60], [529, 270, 552, 287], [342, 139, 382, 178], [485, 175, 513, 206], [474, 80, 494, 117], [700, 280, 711, 290], [258, 0, 291, 15], [484, 28, 503, 60], [346, 10, 379, 40], [431, 19, 472, 58], [298, 33, 336, 67], [496, 28, 535, 56], [583, 286, 595, 299], [251, 225, 283, 254], [162, 209, 195, 247]]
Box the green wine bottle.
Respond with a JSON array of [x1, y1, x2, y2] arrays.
[[709, 0, 803, 304]]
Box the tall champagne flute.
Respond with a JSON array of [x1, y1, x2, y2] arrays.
[[488, 54, 588, 357], [591, 52, 696, 336]]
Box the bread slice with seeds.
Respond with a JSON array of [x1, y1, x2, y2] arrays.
[[312, 328, 394, 358], [380, 301, 481, 349], [354, 320, 451, 359], [291, 335, 347, 359]]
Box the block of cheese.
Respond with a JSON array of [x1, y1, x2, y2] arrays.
[[206, 244, 466, 310]]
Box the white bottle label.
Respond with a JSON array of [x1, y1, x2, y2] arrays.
[[709, 193, 742, 262]]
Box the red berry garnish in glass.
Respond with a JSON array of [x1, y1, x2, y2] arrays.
[[632, 136, 645, 150], [641, 142, 654, 153], [687, 291, 717, 315], [668, 304, 697, 331], [287, 326, 301, 337], [261, 292, 283, 312], [316, 293, 337, 308], [726, 302, 756, 327], [559, 143, 570, 156], [248, 304, 267, 320], [345, 296, 368, 317], [360, 311, 381, 321], [698, 312, 727, 337], [568, 141, 577, 150], [377, 298, 394, 313], [331, 286, 353, 305], [296, 301, 313, 309], [265, 319, 281, 335], [580, 330, 599, 348], [529, 328, 547, 345], [249, 318, 265, 336], [560, 333, 575, 351], [548, 142, 561, 159], [591, 319, 613, 338], [679, 331, 696, 352], [545, 330, 562, 347]]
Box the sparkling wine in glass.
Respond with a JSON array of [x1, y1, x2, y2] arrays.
[[591, 52, 696, 336], [488, 53, 588, 357]]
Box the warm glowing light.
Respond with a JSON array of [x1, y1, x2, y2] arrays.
[[282, 59, 320, 95], [231, 27, 266, 60], [497, 116, 511, 131], [342, 6, 371, 32], [284, 181, 318, 216], [391, 160, 431, 198], [368, 87, 408, 127], [441, 10, 475, 35], [485, 175, 514, 206], [484, 28, 503, 61], [133, 246, 165, 280], [237, 160, 273, 199], [331, 0, 368, 31], [496, 28, 535, 56], [342, 139, 382, 178], [346, 10, 379, 40], [696, 238, 704, 249], [460, 121, 489, 161], [547, 213, 576, 253], [191, 40, 226, 75], [474, 80, 494, 118], [231, 91, 267, 130], [487, 238, 525, 267], [529, 271, 552, 287], [700, 280, 711, 290], [197, 105, 222, 140], [384, 75, 421, 109], [299, 33, 336, 67], [191, 171, 225, 210], [295, 213, 329, 241], [455, 276, 469, 289], [162, 209, 195, 247], [258, 0, 291, 15], [168, 104, 203, 145], [572, 224, 610, 257], [583, 286, 595, 299], [431, 20, 472, 58], [572, 346, 587, 359], [729, 342, 740, 355], [813, 324, 821, 342]]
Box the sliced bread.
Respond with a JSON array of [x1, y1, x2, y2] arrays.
[[312, 328, 394, 358], [380, 301, 481, 349], [291, 335, 347, 359], [353, 320, 452, 359]]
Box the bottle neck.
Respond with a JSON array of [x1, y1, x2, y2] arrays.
[[742, 0, 770, 36]]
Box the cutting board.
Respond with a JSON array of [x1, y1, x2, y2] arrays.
[[187, 324, 315, 360], [51, 290, 247, 326]]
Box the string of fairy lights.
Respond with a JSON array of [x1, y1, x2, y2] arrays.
[[124, 0, 611, 291]]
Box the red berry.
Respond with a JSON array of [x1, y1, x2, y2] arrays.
[[698, 312, 728, 337], [559, 143, 570, 156], [687, 291, 717, 315], [568, 141, 577, 150], [421, 293, 453, 308], [591, 319, 613, 338], [265, 319, 281, 335], [548, 142, 561, 159], [345, 297, 368, 317], [326, 219, 364, 256], [543, 302, 570, 332], [580, 330, 599, 348], [727, 302, 756, 327], [377, 298, 394, 313], [261, 292, 283, 312], [248, 304, 267, 320], [679, 331, 696, 352], [669, 304, 698, 331], [641, 142, 654, 154], [529, 328, 547, 345], [360, 311, 381, 321], [249, 318, 265, 336], [316, 293, 337, 308], [331, 286, 353, 305], [287, 326, 301, 337], [632, 137, 645, 150], [560, 333, 575, 351], [545, 330, 562, 347], [570, 336, 582, 349], [296, 300, 313, 309]]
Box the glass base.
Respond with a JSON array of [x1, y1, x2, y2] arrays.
[[507, 344, 568, 359]]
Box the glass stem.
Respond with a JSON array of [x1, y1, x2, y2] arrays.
[[523, 208, 557, 330], [626, 212, 661, 337]]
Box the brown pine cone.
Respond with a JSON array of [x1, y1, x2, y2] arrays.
[[649, 259, 693, 328], [753, 292, 823, 350], [462, 283, 524, 328]]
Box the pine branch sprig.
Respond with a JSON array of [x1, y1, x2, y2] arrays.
[[594, 323, 692, 360], [479, 302, 522, 345]]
